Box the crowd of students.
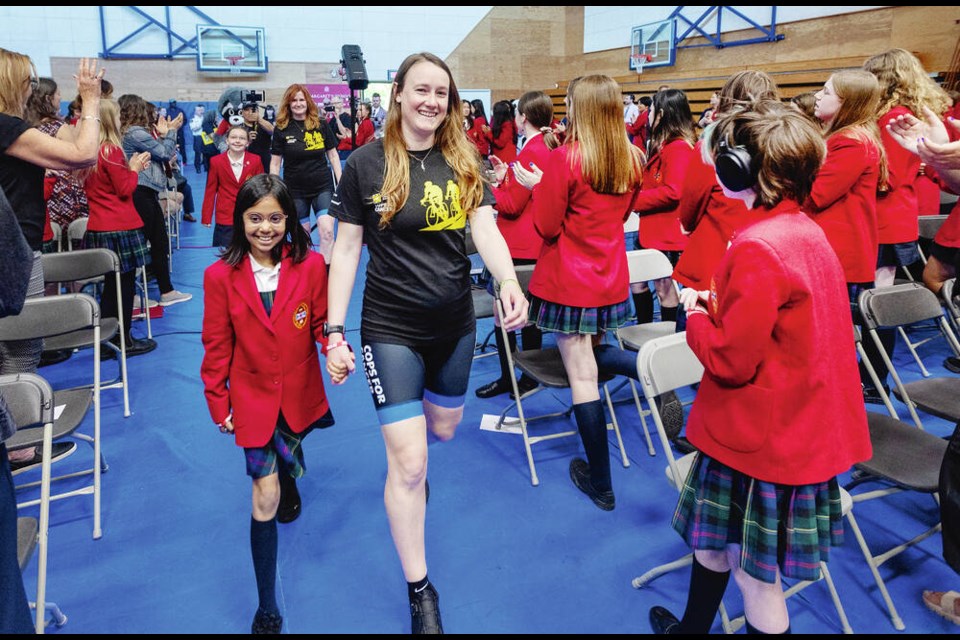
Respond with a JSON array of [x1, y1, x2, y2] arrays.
[[2, 43, 960, 635]]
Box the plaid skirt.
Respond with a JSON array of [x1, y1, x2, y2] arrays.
[[529, 295, 632, 335], [84, 229, 150, 273], [243, 410, 334, 479], [672, 452, 844, 584]]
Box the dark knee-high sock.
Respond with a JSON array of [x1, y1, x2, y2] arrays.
[[746, 620, 791, 634], [250, 516, 279, 614], [677, 557, 731, 634], [660, 305, 678, 323], [520, 324, 542, 351], [633, 290, 654, 324], [573, 400, 611, 493], [492, 328, 515, 383], [860, 327, 896, 387]]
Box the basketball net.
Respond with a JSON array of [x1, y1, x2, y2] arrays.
[[226, 56, 244, 75], [632, 54, 653, 76]]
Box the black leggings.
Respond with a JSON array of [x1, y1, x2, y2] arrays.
[[100, 270, 136, 340], [133, 186, 173, 294]]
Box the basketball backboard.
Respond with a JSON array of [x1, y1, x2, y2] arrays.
[[630, 18, 676, 71], [196, 25, 268, 74]]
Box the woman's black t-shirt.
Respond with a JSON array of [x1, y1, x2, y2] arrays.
[[270, 119, 338, 198], [0, 114, 45, 251], [331, 140, 495, 346]]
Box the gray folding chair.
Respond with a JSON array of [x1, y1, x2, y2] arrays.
[[492, 265, 629, 486], [1, 373, 68, 633], [48, 221, 62, 253], [465, 227, 496, 358], [631, 332, 855, 634], [0, 295, 107, 540], [843, 327, 947, 631], [941, 277, 960, 338], [42, 249, 133, 417], [859, 282, 960, 430]]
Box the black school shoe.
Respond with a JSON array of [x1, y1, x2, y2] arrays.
[[569, 458, 615, 511], [862, 382, 890, 405], [39, 349, 72, 367], [410, 582, 443, 634], [945, 356, 960, 374], [251, 608, 282, 634], [649, 606, 681, 634], [277, 473, 301, 524]]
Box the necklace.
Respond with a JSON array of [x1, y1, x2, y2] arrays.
[[291, 118, 306, 138], [407, 146, 435, 171]]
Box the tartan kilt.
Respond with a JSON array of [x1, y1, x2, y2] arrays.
[[83, 229, 150, 273], [672, 452, 844, 584], [528, 295, 632, 335]]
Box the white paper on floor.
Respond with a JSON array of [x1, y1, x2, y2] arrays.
[[54, 404, 65, 421], [479, 413, 522, 434]]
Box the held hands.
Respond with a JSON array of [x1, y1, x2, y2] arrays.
[[679, 288, 710, 314], [498, 280, 530, 332], [325, 345, 356, 385], [513, 162, 543, 190], [128, 151, 151, 173]]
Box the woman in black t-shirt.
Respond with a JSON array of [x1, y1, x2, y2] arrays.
[[326, 51, 528, 634], [269, 84, 341, 263]]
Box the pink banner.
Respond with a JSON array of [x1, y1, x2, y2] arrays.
[[304, 83, 351, 109]]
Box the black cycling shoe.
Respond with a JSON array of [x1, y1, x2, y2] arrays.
[[251, 608, 283, 634], [569, 458, 615, 511], [410, 582, 443, 634], [649, 606, 681, 634], [277, 473, 301, 524], [475, 378, 512, 399]]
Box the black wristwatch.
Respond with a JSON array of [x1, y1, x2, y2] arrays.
[[323, 322, 344, 338]]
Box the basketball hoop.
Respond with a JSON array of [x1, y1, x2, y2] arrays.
[[225, 56, 244, 75], [632, 53, 654, 76]]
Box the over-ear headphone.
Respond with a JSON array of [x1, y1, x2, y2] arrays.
[[715, 138, 755, 193]]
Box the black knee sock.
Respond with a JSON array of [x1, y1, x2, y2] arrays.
[[660, 305, 678, 323], [677, 558, 731, 634], [407, 574, 430, 600], [746, 620, 791, 634], [492, 328, 514, 384], [250, 516, 279, 614], [278, 467, 298, 503], [633, 290, 654, 324], [520, 324, 542, 351], [573, 400, 611, 493]]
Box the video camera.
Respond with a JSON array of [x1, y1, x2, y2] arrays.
[[243, 90, 265, 107]]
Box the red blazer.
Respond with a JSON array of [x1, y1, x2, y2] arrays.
[[528, 144, 637, 307], [804, 132, 880, 284], [354, 118, 375, 148], [936, 199, 960, 249], [876, 106, 921, 244], [468, 116, 490, 157], [685, 202, 871, 485], [673, 140, 764, 289], [916, 170, 942, 216], [635, 139, 693, 251], [488, 119, 517, 165], [627, 110, 649, 151], [492, 133, 550, 260], [201, 251, 331, 448], [201, 151, 264, 226], [84, 145, 144, 232]]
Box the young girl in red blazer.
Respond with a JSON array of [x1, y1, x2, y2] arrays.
[[630, 88, 696, 326], [514, 75, 644, 511], [201, 174, 335, 634], [650, 100, 871, 636], [485, 100, 518, 165], [201, 125, 264, 247]]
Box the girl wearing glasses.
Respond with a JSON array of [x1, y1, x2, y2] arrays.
[[200, 174, 336, 634], [200, 125, 264, 247]]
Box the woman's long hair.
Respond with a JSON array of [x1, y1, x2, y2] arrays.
[[517, 90, 559, 150], [647, 88, 696, 158], [716, 70, 779, 116], [470, 99, 487, 122], [220, 174, 311, 266], [275, 84, 320, 131], [0, 48, 37, 118], [565, 74, 643, 194], [118, 94, 151, 132], [864, 48, 950, 117], [77, 99, 126, 183], [490, 100, 513, 140], [24, 77, 59, 125], [822, 70, 889, 188], [378, 52, 484, 228]]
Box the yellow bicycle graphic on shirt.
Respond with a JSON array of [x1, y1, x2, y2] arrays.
[[419, 180, 466, 231]]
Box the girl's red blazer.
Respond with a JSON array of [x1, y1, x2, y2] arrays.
[[201, 250, 330, 448], [200, 151, 264, 227]]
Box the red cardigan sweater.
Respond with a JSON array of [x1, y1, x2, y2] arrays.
[[201, 151, 264, 226], [876, 106, 921, 244], [492, 133, 551, 260], [804, 132, 881, 284], [635, 139, 693, 252], [685, 202, 871, 484], [83, 145, 144, 232], [673, 140, 765, 289], [527, 144, 637, 307]]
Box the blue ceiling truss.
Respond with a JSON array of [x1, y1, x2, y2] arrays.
[[99, 6, 225, 59], [670, 6, 785, 50]]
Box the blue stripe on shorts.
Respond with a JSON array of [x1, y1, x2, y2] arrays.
[[376, 399, 424, 426], [424, 389, 464, 409]]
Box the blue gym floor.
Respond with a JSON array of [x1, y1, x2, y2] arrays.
[[15, 166, 960, 634]]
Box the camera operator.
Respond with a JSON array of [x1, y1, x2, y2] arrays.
[[240, 92, 274, 173]]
